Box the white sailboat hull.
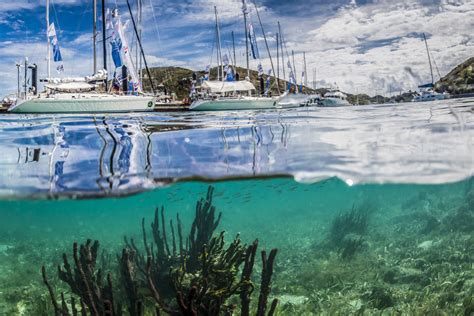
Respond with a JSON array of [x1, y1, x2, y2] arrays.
[[9, 94, 156, 113], [190, 96, 283, 111], [413, 93, 449, 102], [277, 94, 310, 107], [320, 97, 351, 107]]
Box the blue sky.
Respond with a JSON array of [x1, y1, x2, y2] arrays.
[[0, 0, 473, 97]]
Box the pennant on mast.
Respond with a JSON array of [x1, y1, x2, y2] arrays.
[[48, 23, 64, 73]]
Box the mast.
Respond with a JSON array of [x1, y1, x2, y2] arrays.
[[278, 22, 285, 82], [214, 7, 223, 81], [24, 58, 28, 97], [242, 0, 250, 79], [423, 33, 434, 85], [232, 31, 236, 70], [93, 0, 97, 74], [276, 32, 279, 84], [313, 67, 316, 90], [46, 0, 51, 79], [292, 50, 296, 76], [16, 63, 20, 98], [101, 0, 107, 89], [137, 0, 143, 83], [303, 51, 307, 88], [215, 16, 220, 81], [252, 0, 279, 95]]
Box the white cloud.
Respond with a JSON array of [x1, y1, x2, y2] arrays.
[[287, 0, 474, 94], [0, 0, 473, 97]]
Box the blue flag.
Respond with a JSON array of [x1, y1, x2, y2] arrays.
[[257, 63, 264, 76], [48, 23, 63, 72], [52, 38, 62, 62], [248, 23, 260, 60], [110, 39, 123, 68], [226, 67, 235, 81]]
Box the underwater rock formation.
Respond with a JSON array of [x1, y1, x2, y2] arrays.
[[41, 186, 279, 315]]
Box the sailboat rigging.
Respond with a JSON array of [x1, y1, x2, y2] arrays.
[[190, 0, 299, 111], [412, 33, 449, 102], [9, 0, 155, 113]]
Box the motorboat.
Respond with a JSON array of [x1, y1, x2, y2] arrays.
[[320, 90, 351, 107]]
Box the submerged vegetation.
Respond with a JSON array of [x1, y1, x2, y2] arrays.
[[41, 187, 279, 315], [0, 178, 472, 315], [325, 202, 374, 260]]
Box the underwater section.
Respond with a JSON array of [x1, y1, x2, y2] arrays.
[[0, 176, 472, 314]]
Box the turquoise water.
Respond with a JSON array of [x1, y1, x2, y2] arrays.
[[0, 100, 472, 314]]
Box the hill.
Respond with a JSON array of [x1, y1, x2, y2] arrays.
[[436, 57, 474, 94], [141, 66, 315, 100]]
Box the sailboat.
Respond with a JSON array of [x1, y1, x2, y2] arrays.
[[277, 26, 310, 107], [412, 33, 449, 103], [9, 0, 155, 114], [190, 2, 284, 111]]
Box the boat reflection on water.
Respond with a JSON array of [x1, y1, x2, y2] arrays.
[[0, 98, 472, 199], [0, 115, 292, 199]]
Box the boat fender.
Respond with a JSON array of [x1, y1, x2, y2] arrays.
[[273, 101, 277, 106], [148, 101, 154, 108]]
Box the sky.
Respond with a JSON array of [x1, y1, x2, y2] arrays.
[[0, 0, 473, 97]]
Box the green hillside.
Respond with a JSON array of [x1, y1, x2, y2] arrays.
[[141, 66, 315, 100], [436, 57, 474, 94]]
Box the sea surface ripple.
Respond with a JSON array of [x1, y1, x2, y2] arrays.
[[0, 99, 472, 199]]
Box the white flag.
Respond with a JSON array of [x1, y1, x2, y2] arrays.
[[48, 23, 57, 38]]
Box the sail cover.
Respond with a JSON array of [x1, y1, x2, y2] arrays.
[[201, 80, 256, 93]]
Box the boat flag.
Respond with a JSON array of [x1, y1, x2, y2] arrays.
[[257, 63, 264, 76], [223, 54, 229, 67], [265, 69, 271, 96], [47, 23, 56, 37], [113, 11, 142, 93], [223, 54, 230, 75], [48, 23, 64, 72], [189, 82, 196, 97], [226, 67, 235, 81], [204, 65, 210, 80], [248, 23, 260, 60], [107, 10, 123, 68]]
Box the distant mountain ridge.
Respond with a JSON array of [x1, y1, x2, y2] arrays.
[[436, 57, 474, 94]]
